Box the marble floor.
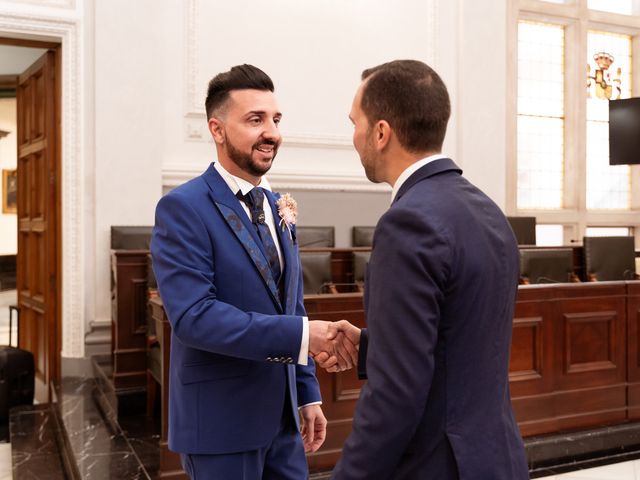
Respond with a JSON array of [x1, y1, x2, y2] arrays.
[[3, 442, 640, 480], [538, 459, 640, 479]]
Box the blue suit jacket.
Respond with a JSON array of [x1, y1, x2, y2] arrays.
[[333, 159, 528, 479], [151, 163, 321, 455]]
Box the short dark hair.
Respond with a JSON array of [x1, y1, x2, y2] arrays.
[[205, 64, 274, 119], [361, 60, 450, 154]]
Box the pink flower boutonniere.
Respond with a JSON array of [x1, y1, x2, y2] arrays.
[[276, 193, 298, 233]]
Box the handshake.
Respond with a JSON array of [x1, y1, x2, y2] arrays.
[[308, 320, 361, 372]]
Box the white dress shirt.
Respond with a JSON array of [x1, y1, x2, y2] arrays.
[[391, 153, 448, 203], [213, 162, 310, 367]]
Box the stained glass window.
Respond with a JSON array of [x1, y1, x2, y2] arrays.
[[586, 30, 632, 210], [517, 21, 565, 209]]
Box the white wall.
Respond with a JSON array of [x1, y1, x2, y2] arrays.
[[455, 0, 508, 207], [0, 98, 17, 255], [90, 0, 512, 326], [0, 0, 514, 352], [92, 0, 165, 325], [0, 45, 46, 74]]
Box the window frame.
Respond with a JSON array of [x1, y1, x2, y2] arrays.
[[507, 0, 640, 246]]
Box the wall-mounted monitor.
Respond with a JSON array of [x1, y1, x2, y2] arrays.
[[609, 97, 640, 165]]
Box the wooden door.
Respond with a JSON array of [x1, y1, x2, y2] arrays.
[[16, 50, 60, 403]]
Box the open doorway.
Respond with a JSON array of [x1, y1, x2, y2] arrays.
[[0, 38, 61, 404]]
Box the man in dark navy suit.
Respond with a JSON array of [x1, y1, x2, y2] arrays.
[[151, 64, 358, 480], [319, 60, 529, 479]]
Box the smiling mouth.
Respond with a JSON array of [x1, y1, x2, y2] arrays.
[[255, 143, 277, 156]]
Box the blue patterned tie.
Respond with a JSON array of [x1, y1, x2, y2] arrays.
[[239, 188, 282, 283]]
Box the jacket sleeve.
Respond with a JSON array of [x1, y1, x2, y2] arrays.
[[151, 191, 304, 362], [333, 205, 452, 479]]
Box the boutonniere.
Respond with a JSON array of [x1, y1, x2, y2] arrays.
[[276, 193, 297, 234]]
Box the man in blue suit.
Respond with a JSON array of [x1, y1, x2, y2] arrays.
[[151, 64, 357, 479], [319, 60, 529, 479]]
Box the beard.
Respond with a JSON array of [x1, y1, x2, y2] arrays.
[[226, 136, 279, 178], [360, 128, 381, 183]]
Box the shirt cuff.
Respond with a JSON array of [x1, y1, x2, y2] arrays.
[[298, 316, 309, 366], [299, 401, 322, 410]]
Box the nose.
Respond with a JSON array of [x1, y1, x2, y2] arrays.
[[262, 119, 281, 143]]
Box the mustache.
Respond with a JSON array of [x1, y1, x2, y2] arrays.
[[253, 138, 279, 149]]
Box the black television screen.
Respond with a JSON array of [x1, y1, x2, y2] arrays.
[[609, 97, 640, 165]]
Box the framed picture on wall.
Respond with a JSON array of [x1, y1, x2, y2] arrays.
[[2, 169, 17, 214]]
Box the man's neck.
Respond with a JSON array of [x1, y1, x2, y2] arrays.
[[386, 149, 440, 187], [218, 156, 261, 186]]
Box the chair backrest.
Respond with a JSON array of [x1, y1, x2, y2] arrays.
[[519, 248, 574, 284], [300, 251, 333, 295], [110, 226, 153, 250], [583, 236, 637, 281], [352, 226, 375, 247], [296, 226, 335, 248], [353, 251, 371, 284], [507, 217, 536, 245]]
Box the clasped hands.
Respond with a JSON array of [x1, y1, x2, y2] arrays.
[[309, 320, 361, 372]]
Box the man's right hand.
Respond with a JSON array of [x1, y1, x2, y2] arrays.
[[309, 320, 359, 371], [309, 320, 361, 372]]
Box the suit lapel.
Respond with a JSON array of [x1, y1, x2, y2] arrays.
[[202, 164, 283, 312], [266, 190, 298, 315]]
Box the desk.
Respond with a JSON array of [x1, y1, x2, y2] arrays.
[[150, 281, 640, 474]]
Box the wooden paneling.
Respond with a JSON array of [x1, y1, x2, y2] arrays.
[[627, 282, 640, 419], [149, 297, 191, 479], [510, 282, 630, 436], [304, 293, 366, 472], [145, 243, 639, 473], [111, 250, 149, 390], [16, 51, 60, 403]]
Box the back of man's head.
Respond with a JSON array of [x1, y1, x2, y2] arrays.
[[361, 60, 450, 154], [205, 64, 274, 119]]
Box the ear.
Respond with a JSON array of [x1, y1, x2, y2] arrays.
[[208, 117, 225, 145], [373, 120, 392, 151]]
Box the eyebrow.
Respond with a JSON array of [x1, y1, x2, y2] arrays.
[[246, 110, 282, 118]]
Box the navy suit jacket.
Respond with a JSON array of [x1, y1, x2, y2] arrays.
[[151, 163, 321, 455], [333, 159, 528, 479]]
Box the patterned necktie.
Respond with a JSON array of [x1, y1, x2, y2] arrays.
[[238, 187, 282, 284]]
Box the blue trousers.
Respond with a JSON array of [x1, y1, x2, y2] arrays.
[[180, 405, 307, 480]]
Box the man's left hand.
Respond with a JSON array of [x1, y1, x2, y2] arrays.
[[299, 404, 327, 453]]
